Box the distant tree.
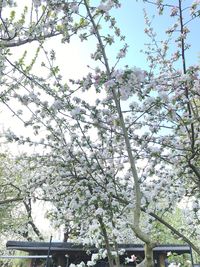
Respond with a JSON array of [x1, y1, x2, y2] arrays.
[[0, 153, 44, 242]]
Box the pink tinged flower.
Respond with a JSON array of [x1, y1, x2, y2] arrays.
[[117, 49, 126, 59], [126, 254, 137, 263], [133, 67, 146, 83], [170, 7, 178, 16], [192, 0, 200, 6], [119, 87, 131, 101], [104, 79, 115, 89], [71, 3, 79, 13], [112, 69, 124, 82], [131, 255, 137, 262], [94, 75, 100, 83], [98, 1, 113, 12]]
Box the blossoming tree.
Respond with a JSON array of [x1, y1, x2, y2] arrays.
[[0, 1, 200, 267], [0, 153, 44, 242]]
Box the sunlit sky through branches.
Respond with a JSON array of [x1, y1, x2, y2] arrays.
[[0, 0, 199, 154]]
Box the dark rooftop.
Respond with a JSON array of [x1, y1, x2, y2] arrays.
[[6, 241, 191, 255]]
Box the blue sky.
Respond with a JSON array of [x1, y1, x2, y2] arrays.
[[109, 1, 200, 70]]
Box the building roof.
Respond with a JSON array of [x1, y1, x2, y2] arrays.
[[6, 241, 191, 255]]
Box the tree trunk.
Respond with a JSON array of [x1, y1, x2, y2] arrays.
[[145, 243, 154, 267], [98, 218, 115, 267], [113, 241, 121, 267], [136, 243, 154, 267]]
